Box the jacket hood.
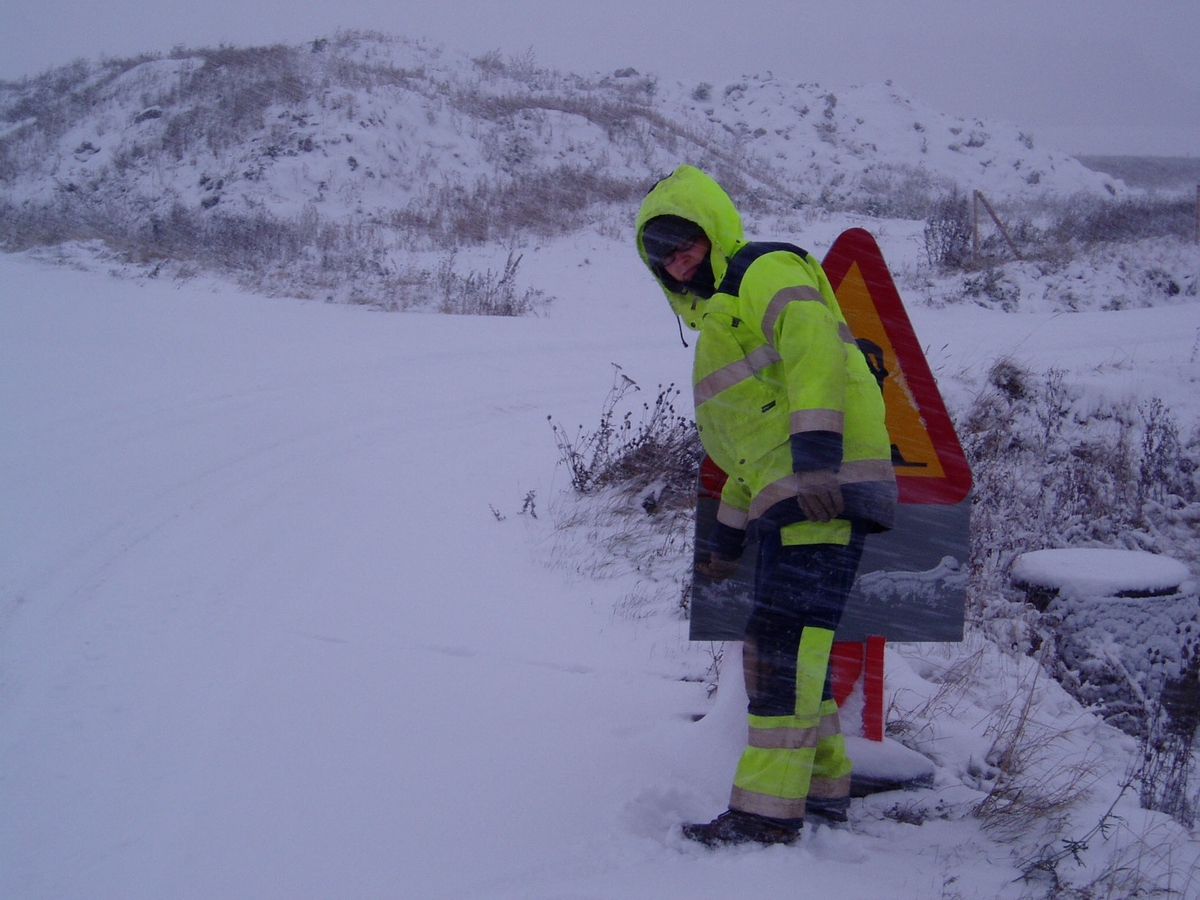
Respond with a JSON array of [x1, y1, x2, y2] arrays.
[[636, 165, 745, 331]]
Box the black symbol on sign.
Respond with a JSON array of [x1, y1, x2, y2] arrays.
[[891, 444, 928, 469], [856, 337, 929, 470], [856, 338, 888, 391]]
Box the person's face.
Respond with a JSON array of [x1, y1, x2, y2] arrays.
[[662, 235, 711, 285]]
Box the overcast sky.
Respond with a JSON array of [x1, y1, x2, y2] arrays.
[[2, 0, 1196, 156]]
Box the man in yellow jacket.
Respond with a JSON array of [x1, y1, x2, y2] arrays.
[[636, 165, 896, 846]]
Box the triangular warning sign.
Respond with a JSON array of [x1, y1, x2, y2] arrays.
[[822, 229, 972, 505]]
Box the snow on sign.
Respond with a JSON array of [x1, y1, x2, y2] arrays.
[[691, 230, 971, 654], [821, 228, 972, 505]]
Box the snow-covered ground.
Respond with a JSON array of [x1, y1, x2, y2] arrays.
[[3, 220, 1199, 898]]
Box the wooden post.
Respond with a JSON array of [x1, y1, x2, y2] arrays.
[[972, 190, 980, 263], [973, 190, 1023, 260]]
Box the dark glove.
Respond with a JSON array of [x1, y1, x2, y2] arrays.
[[696, 553, 741, 581], [795, 469, 844, 523]]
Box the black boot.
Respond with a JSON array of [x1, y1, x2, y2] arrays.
[[805, 795, 850, 823], [681, 809, 802, 847]]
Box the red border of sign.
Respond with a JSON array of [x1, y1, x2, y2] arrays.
[[822, 229, 973, 505]]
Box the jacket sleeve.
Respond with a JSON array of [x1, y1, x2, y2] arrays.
[[706, 519, 747, 561], [756, 256, 848, 472]]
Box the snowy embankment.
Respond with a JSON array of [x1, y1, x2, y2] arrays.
[[3, 227, 1200, 899]]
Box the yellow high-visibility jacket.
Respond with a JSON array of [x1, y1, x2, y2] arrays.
[[636, 165, 896, 542]]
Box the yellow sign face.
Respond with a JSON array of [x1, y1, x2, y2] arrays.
[[835, 261, 946, 480]]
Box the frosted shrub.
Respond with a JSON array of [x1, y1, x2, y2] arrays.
[[852, 164, 946, 220], [1050, 194, 1196, 246], [401, 167, 647, 245], [549, 366, 702, 507], [436, 251, 547, 317], [962, 266, 1019, 310], [923, 188, 972, 270], [1139, 634, 1200, 826], [547, 368, 702, 621], [1139, 397, 1195, 505]]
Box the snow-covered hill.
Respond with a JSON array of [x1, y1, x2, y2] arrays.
[[0, 31, 1130, 306], [0, 31, 1120, 218]]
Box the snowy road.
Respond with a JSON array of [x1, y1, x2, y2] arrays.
[[1, 248, 728, 898]]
